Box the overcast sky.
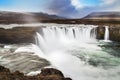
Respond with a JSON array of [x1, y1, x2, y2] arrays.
[[0, 0, 120, 18]]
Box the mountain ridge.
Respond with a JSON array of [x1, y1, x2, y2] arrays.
[[0, 11, 65, 24], [83, 12, 120, 19]]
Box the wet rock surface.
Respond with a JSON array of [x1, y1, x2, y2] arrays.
[[96, 26, 120, 42], [0, 66, 72, 80], [40, 68, 64, 77], [0, 44, 50, 74], [96, 26, 105, 40], [0, 52, 50, 74], [109, 27, 120, 42]]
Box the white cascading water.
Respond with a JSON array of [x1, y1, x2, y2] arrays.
[[36, 25, 98, 80], [104, 26, 110, 41], [1, 23, 119, 80], [35, 24, 120, 80], [36, 25, 97, 53]]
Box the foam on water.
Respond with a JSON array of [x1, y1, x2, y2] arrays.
[[35, 24, 120, 80], [5, 24, 119, 80]]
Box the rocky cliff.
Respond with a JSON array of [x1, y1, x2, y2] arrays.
[[96, 26, 120, 42], [96, 26, 105, 40], [109, 27, 120, 42], [0, 27, 42, 44]]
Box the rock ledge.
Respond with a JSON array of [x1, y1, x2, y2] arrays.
[[0, 66, 72, 80]]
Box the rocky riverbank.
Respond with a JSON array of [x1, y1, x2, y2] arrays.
[[0, 44, 72, 80], [0, 27, 42, 44], [0, 65, 72, 80]]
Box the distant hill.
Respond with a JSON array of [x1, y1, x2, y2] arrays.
[[84, 12, 120, 20], [0, 11, 65, 24], [44, 12, 120, 25]]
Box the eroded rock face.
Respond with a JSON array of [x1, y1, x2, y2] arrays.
[[109, 27, 120, 42], [0, 66, 72, 80], [0, 27, 42, 44], [96, 26, 105, 40], [96, 26, 120, 42]]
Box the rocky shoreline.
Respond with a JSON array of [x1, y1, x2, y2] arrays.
[[0, 65, 72, 80]]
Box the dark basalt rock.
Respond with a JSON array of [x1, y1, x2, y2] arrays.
[[0, 66, 10, 72], [96, 26, 120, 42], [0, 66, 72, 80], [40, 68, 64, 77], [109, 27, 120, 42], [0, 27, 42, 44], [96, 26, 105, 40]]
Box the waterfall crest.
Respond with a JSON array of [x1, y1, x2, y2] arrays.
[[36, 25, 97, 53], [34, 24, 120, 80]]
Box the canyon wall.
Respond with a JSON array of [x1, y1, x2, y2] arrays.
[[0, 27, 42, 44], [96, 26, 120, 42], [109, 27, 120, 42]]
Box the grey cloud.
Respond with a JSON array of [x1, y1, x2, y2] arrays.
[[46, 0, 120, 18], [47, 0, 78, 17]]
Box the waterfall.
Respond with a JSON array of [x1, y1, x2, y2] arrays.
[[36, 25, 97, 53], [104, 26, 109, 41], [34, 24, 120, 80]]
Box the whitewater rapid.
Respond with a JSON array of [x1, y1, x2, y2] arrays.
[[34, 24, 120, 80]]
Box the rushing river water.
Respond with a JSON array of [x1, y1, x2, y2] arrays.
[[0, 24, 120, 80], [35, 24, 120, 80]]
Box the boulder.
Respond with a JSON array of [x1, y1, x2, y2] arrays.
[[40, 68, 64, 77], [0, 66, 10, 72]]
